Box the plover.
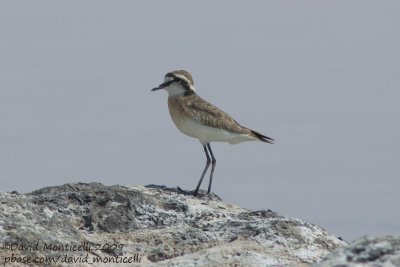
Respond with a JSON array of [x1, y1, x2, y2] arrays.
[[151, 70, 274, 196]]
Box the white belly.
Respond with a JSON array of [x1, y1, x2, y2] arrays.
[[170, 113, 255, 145]]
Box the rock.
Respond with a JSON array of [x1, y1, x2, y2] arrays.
[[314, 235, 400, 267], [0, 182, 345, 266]]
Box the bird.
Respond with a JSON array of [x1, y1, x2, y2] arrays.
[[151, 70, 274, 196]]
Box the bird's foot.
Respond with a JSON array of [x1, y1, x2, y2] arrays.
[[177, 186, 203, 197], [177, 186, 192, 195]]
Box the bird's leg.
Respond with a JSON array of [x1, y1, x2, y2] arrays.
[[207, 143, 216, 194], [193, 145, 211, 196]]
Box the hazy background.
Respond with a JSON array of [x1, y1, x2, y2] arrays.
[[1, 1, 399, 241]]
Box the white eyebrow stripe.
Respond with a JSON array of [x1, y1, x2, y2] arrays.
[[164, 73, 196, 92], [164, 75, 174, 82], [175, 74, 192, 85]]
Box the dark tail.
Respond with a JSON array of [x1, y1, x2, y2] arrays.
[[250, 130, 275, 144]]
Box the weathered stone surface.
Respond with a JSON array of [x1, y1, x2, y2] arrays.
[[314, 235, 400, 267], [0, 183, 346, 266]]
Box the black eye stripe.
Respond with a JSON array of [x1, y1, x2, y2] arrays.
[[158, 80, 173, 89]]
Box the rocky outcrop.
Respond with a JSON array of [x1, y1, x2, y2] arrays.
[[314, 235, 400, 267], [1, 182, 346, 266]]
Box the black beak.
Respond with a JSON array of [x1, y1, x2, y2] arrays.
[[151, 85, 163, 91], [151, 80, 172, 91]]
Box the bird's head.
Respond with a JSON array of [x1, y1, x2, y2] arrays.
[[151, 70, 196, 97]]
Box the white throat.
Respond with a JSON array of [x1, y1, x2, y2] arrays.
[[165, 83, 187, 97]]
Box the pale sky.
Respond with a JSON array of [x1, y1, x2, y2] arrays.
[[1, 1, 399, 241]]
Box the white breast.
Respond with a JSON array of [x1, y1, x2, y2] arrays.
[[169, 112, 256, 145]]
